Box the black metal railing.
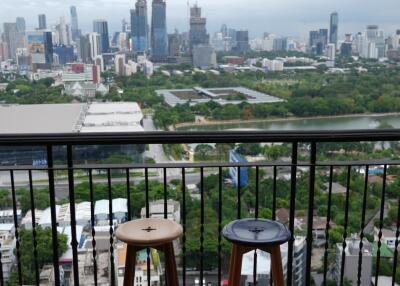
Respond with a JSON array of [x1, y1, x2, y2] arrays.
[[0, 130, 399, 286]]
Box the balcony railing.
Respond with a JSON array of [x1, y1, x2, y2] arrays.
[[0, 130, 399, 286]]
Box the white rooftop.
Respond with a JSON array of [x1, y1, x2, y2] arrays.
[[87, 102, 141, 114], [0, 102, 144, 134], [95, 198, 128, 215], [0, 223, 14, 232]]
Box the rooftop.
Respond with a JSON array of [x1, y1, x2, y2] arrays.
[[0, 102, 144, 134]]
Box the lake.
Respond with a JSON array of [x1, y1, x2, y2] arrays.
[[178, 114, 400, 131]]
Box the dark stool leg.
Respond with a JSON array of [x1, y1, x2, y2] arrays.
[[228, 245, 245, 286], [269, 246, 284, 286], [164, 242, 179, 286], [124, 245, 137, 286]]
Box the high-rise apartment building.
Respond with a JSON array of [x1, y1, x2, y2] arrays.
[[16, 17, 26, 33], [79, 35, 91, 63], [56, 17, 70, 46], [26, 30, 53, 65], [3, 23, 18, 60], [70, 6, 80, 41], [330, 12, 339, 46], [88, 33, 101, 61], [131, 0, 149, 53], [189, 4, 209, 53], [151, 0, 168, 62], [235, 30, 250, 53], [309, 29, 328, 55], [93, 20, 110, 53], [38, 14, 47, 30]]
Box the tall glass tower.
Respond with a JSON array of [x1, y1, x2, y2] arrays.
[[151, 0, 168, 61], [93, 19, 110, 53], [38, 14, 47, 30], [330, 12, 339, 46], [131, 0, 149, 53], [70, 6, 80, 41]]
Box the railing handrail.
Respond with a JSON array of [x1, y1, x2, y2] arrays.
[[1, 129, 400, 145]]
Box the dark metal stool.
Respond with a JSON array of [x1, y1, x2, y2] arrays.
[[116, 218, 183, 286], [222, 219, 291, 286]]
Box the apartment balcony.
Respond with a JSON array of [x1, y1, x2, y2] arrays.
[[0, 130, 399, 286]]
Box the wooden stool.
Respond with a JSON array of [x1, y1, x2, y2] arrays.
[[222, 219, 291, 286], [116, 218, 183, 286]]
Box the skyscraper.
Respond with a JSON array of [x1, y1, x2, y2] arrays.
[[131, 0, 149, 53], [235, 30, 250, 53], [16, 17, 26, 33], [93, 20, 110, 53], [151, 0, 168, 61], [26, 30, 53, 64], [330, 12, 339, 46], [88, 33, 101, 60], [189, 4, 209, 53], [3, 23, 18, 60], [38, 14, 47, 30], [70, 6, 80, 41]]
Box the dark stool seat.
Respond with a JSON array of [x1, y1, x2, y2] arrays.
[[222, 219, 291, 286], [116, 218, 183, 286], [223, 218, 290, 247]]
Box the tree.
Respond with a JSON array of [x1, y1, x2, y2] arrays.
[[7, 227, 68, 285], [17, 188, 50, 213], [236, 143, 262, 156], [194, 144, 214, 161]]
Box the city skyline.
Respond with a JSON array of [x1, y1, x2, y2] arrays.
[[0, 0, 399, 39]]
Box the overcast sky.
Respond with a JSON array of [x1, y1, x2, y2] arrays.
[[1, 0, 399, 39]]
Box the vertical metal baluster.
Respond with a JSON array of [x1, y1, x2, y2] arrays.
[[107, 169, 115, 286], [375, 164, 387, 286], [10, 170, 22, 285], [46, 145, 60, 286], [0, 238, 2, 286], [28, 170, 40, 286], [237, 166, 241, 219], [67, 145, 79, 286], [145, 168, 150, 286], [392, 190, 400, 285], [181, 168, 186, 286], [89, 169, 98, 286], [287, 142, 298, 286], [126, 169, 132, 221], [200, 167, 204, 286], [305, 142, 317, 285], [357, 165, 369, 286], [253, 166, 260, 286], [339, 166, 352, 286], [323, 166, 333, 286], [272, 166, 277, 220], [218, 167, 222, 286], [163, 168, 167, 219]]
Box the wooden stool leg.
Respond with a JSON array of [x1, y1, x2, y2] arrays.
[[228, 245, 245, 286], [124, 245, 137, 286], [270, 246, 285, 286], [164, 242, 179, 286]]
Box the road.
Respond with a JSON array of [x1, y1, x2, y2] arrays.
[[0, 169, 217, 199], [142, 115, 183, 178]]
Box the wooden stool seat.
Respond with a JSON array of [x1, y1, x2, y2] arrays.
[[222, 219, 291, 286], [116, 218, 183, 246], [116, 218, 183, 286]]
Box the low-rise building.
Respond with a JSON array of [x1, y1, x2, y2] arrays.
[[0, 223, 16, 280], [95, 198, 128, 224], [335, 238, 372, 285], [0, 209, 21, 224], [64, 82, 109, 98], [140, 199, 181, 223], [241, 236, 306, 285]]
